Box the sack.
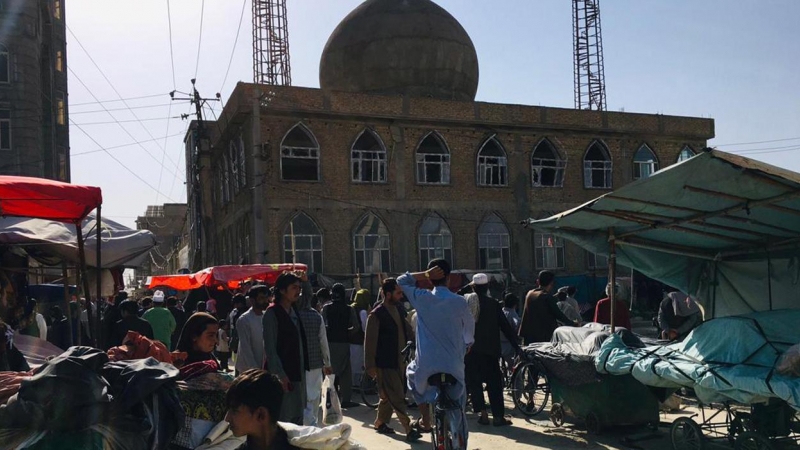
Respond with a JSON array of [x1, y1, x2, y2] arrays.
[[777, 343, 800, 377], [321, 374, 343, 425]]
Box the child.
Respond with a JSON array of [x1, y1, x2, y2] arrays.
[[224, 369, 299, 449], [216, 319, 232, 372]]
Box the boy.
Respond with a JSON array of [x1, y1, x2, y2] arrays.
[[225, 369, 300, 450]]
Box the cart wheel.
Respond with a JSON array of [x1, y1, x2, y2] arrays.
[[728, 417, 744, 446], [670, 417, 705, 450], [550, 403, 565, 428], [511, 362, 550, 417], [734, 432, 774, 450], [585, 411, 602, 435]]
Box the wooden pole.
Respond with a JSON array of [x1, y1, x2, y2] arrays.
[[95, 206, 102, 347], [608, 229, 617, 333], [62, 261, 73, 347], [75, 223, 91, 346]]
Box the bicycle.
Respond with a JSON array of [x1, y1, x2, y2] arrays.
[[509, 355, 550, 417], [428, 372, 466, 450]]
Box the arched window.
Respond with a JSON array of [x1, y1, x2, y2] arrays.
[[633, 144, 658, 180], [418, 213, 452, 269], [532, 139, 566, 187], [583, 141, 612, 189], [416, 132, 450, 185], [351, 129, 387, 183], [229, 139, 239, 194], [478, 213, 510, 270], [677, 146, 695, 163], [221, 155, 230, 203], [0, 44, 9, 83], [353, 213, 391, 273], [237, 135, 246, 187], [284, 212, 323, 272], [477, 137, 507, 186], [281, 124, 320, 181]]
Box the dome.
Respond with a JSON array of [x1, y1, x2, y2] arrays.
[[319, 0, 479, 101]]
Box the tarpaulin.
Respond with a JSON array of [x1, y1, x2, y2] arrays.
[[0, 175, 101, 223], [148, 263, 309, 290]]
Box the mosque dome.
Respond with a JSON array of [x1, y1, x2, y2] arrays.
[[319, 0, 480, 101]]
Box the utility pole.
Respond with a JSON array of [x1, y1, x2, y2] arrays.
[[573, 0, 607, 111], [171, 80, 220, 271]]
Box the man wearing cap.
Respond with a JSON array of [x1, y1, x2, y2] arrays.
[[143, 290, 176, 349], [464, 273, 522, 426]]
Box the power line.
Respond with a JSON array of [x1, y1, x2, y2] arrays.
[[71, 103, 173, 115], [219, 0, 248, 95], [712, 136, 800, 147], [70, 93, 167, 107], [166, 0, 177, 89], [727, 145, 800, 156], [73, 116, 184, 126], [194, 0, 206, 79]]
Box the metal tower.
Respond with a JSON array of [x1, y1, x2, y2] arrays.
[[252, 0, 292, 85], [573, 0, 607, 111]]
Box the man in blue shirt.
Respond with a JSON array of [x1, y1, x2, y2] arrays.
[[398, 259, 474, 444]]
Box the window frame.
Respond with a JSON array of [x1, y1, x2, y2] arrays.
[[415, 132, 451, 185], [586, 250, 608, 270], [418, 213, 453, 270], [0, 44, 10, 84], [353, 213, 392, 274], [280, 123, 321, 182], [677, 146, 696, 163], [534, 232, 565, 270], [0, 109, 10, 151], [633, 144, 659, 180], [53, 0, 62, 20], [350, 128, 388, 184], [56, 92, 66, 125], [583, 140, 613, 189], [477, 213, 511, 270], [55, 49, 63, 73], [283, 212, 324, 273], [531, 138, 566, 188], [229, 139, 240, 194], [476, 136, 508, 187]]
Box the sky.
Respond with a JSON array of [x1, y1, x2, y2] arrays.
[[66, 0, 800, 229]]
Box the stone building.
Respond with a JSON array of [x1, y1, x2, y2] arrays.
[[0, 0, 69, 181], [135, 203, 188, 282], [190, 0, 714, 283]]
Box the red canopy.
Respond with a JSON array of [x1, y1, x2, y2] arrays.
[[148, 263, 309, 291], [0, 176, 102, 222]]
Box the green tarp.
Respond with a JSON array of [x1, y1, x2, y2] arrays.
[[525, 149, 800, 318]]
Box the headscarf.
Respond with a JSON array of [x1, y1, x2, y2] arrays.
[[176, 312, 219, 364], [668, 292, 701, 317], [351, 289, 371, 311]]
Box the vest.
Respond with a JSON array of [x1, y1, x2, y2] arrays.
[[324, 301, 353, 344], [298, 308, 324, 370], [268, 304, 309, 382], [373, 304, 408, 370]]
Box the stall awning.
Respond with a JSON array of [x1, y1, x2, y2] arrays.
[[148, 263, 309, 290], [0, 176, 102, 222], [526, 149, 800, 317]]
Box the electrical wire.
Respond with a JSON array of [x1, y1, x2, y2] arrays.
[[71, 103, 174, 115], [194, 0, 206, 79], [712, 136, 800, 147], [219, 0, 248, 95], [70, 93, 167, 107], [72, 116, 184, 126], [166, 0, 177, 90]]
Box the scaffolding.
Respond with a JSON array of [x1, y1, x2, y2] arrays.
[[252, 0, 291, 86], [573, 0, 607, 111]]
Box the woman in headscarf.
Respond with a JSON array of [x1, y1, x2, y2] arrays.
[[176, 312, 219, 365]]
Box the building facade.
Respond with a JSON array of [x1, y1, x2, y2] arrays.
[[0, 0, 69, 181], [135, 203, 188, 283], [189, 0, 714, 284]]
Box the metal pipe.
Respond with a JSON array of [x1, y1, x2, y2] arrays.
[[95, 205, 102, 347], [62, 261, 73, 347], [608, 228, 616, 333], [75, 223, 90, 346]]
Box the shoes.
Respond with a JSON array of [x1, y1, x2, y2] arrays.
[[375, 423, 396, 435], [477, 416, 490, 425], [407, 401, 418, 409], [412, 418, 432, 433], [492, 418, 513, 427], [406, 429, 422, 442], [341, 401, 360, 408]]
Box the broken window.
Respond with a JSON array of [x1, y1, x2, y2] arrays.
[[284, 212, 323, 272], [478, 213, 510, 270], [633, 144, 658, 180], [532, 139, 565, 187], [353, 213, 391, 274], [416, 132, 450, 184], [351, 129, 386, 183], [281, 124, 319, 181], [477, 137, 507, 186], [583, 141, 612, 189], [418, 214, 452, 269]]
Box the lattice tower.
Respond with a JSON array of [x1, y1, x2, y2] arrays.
[[573, 0, 607, 111], [252, 0, 291, 85]]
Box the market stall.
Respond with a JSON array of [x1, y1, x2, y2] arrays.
[[147, 263, 309, 290]]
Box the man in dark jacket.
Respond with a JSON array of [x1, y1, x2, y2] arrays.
[[464, 274, 522, 426], [322, 283, 360, 408], [167, 296, 187, 350], [111, 300, 154, 346], [519, 270, 577, 344], [102, 291, 127, 349], [47, 305, 71, 350]]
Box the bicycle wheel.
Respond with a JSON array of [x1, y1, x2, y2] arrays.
[[360, 374, 380, 408], [511, 362, 550, 417]]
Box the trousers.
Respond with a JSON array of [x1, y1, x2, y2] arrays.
[[465, 352, 505, 419], [303, 368, 324, 426], [329, 343, 352, 403], [376, 368, 410, 429]]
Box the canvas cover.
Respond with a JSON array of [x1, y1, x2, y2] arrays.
[[0, 175, 102, 222], [147, 263, 309, 290], [526, 149, 800, 318], [595, 309, 800, 410]]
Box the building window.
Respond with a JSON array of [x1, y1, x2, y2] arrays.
[[583, 141, 612, 189], [416, 132, 450, 185], [237, 136, 246, 187], [476, 137, 507, 187], [351, 129, 386, 183], [56, 50, 63, 72], [56, 93, 65, 125], [418, 213, 452, 269], [586, 250, 608, 270], [353, 213, 391, 274], [281, 124, 319, 181], [534, 233, 565, 269], [229, 140, 239, 194], [283, 212, 323, 273], [532, 139, 565, 187], [54, 0, 61, 19], [0, 109, 9, 151], [0, 45, 9, 84], [677, 146, 695, 162], [478, 213, 510, 270], [221, 155, 231, 203], [633, 144, 658, 180], [57, 146, 67, 181]]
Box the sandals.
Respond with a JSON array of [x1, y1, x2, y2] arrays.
[[375, 423, 396, 435], [412, 418, 432, 433], [406, 429, 422, 442]]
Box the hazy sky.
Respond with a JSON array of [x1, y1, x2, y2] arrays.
[[66, 0, 800, 228]]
